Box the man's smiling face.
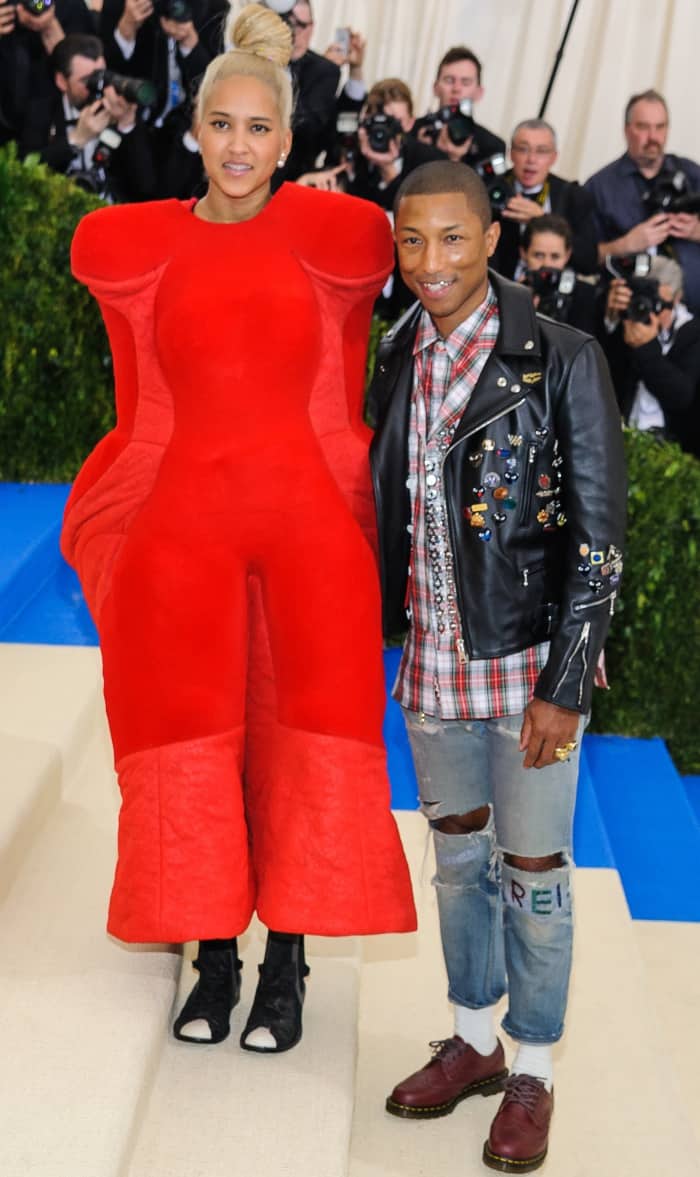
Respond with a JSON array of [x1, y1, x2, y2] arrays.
[[395, 191, 500, 337]]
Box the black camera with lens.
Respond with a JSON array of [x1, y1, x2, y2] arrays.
[[604, 253, 672, 324], [423, 99, 475, 147], [524, 267, 577, 321], [475, 153, 512, 214], [360, 110, 403, 154], [154, 0, 193, 20], [85, 68, 157, 108], [642, 168, 700, 218], [624, 278, 668, 324]]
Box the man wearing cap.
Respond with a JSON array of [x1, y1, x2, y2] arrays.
[[369, 160, 626, 1173]]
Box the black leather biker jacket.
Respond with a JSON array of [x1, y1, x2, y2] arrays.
[[369, 270, 627, 714]]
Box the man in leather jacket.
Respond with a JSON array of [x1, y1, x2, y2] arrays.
[[369, 161, 626, 1174]]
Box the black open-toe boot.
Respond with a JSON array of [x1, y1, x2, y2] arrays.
[[240, 931, 310, 1054], [173, 938, 242, 1045]]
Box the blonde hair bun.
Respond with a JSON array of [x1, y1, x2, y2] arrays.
[[225, 3, 293, 68]]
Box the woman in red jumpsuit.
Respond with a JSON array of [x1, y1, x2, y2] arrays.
[[61, 3, 415, 1053]]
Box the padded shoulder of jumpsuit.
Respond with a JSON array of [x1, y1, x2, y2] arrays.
[[70, 199, 186, 292], [268, 183, 395, 286]]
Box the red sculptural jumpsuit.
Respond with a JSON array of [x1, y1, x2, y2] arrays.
[[61, 183, 416, 943]]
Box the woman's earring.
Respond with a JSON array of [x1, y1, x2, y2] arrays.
[[277, 154, 286, 168]]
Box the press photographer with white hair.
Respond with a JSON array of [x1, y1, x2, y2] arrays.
[[602, 255, 700, 457]]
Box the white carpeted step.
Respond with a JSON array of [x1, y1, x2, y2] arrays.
[[349, 811, 699, 1177], [0, 643, 101, 779], [0, 731, 61, 901], [126, 930, 361, 1177], [0, 644, 101, 896], [0, 702, 179, 1177], [634, 920, 700, 1155]]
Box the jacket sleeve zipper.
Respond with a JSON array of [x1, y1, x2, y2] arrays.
[[573, 590, 617, 614], [552, 620, 591, 701]]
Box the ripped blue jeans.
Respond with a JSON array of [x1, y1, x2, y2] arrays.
[[403, 708, 585, 1045]]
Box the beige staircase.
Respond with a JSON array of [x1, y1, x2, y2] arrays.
[[0, 644, 698, 1177]]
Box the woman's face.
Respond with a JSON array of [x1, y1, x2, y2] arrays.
[[198, 74, 291, 208]]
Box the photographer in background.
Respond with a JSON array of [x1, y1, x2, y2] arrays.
[[0, 0, 92, 146], [276, 0, 340, 179], [21, 33, 156, 201], [99, 0, 224, 124], [492, 119, 598, 279], [519, 214, 599, 335], [601, 255, 700, 456], [585, 90, 700, 314], [344, 78, 442, 211], [412, 46, 505, 167]]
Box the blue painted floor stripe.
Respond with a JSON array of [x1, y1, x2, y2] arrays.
[[681, 776, 700, 827], [586, 735, 700, 921]]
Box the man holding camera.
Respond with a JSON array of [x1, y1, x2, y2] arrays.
[[601, 256, 699, 456], [0, 0, 92, 146], [492, 119, 598, 280], [343, 79, 442, 212], [585, 90, 700, 314], [413, 46, 505, 167], [99, 0, 223, 124], [21, 32, 155, 201]]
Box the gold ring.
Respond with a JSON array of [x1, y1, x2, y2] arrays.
[[553, 746, 570, 762]]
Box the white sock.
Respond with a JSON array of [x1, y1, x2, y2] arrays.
[[453, 1003, 498, 1056], [512, 1043, 553, 1091]]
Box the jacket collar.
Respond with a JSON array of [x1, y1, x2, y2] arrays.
[[379, 270, 541, 361]]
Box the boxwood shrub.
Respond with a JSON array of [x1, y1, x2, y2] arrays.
[[0, 145, 112, 481]]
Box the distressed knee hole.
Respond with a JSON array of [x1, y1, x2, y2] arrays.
[[503, 852, 565, 872], [433, 804, 491, 835]]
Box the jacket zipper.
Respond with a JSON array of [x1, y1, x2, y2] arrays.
[[521, 559, 546, 588], [518, 441, 539, 525], [573, 590, 617, 615], [445, 398, 527, 659], [552, 620, 591, 704]]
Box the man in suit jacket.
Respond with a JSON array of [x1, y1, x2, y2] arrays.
[[21, 32, 156, 201], [492, 118, 598, 280], [277, 0, 340, 180], [99, 0, 224, 124], [412, 45, 505, 168], [0, 0, 92, 145], [601, 254, 700, 456]]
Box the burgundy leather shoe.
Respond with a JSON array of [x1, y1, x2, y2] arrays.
[[483, 1074, 553, 1172], [386, 1036, 508, 1119]]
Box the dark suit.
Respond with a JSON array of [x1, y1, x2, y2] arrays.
[[411, 114, 505, 167], [0, 0, 93, 145], [21, 88, 156, 201], [278, 49, 340, 180], [492, 171, 599, 279], [99, 0, 225, 122], [601, 313, 700, 457]]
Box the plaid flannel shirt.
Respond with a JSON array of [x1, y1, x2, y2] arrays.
[[394, 287, 550, 719]]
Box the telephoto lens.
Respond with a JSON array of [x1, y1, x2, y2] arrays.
[[85, 68, 157, 108]]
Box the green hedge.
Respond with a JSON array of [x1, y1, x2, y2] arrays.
[[1, 150, 698, 771], [589, 429, 700, 773], [0, 145, 113, 481]]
